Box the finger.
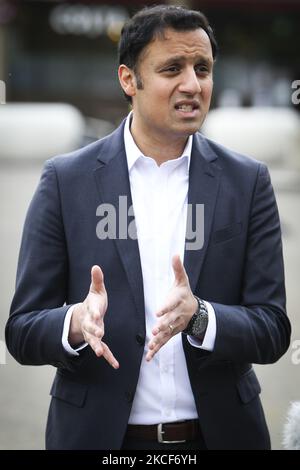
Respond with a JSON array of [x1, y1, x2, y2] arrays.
[[90, 265, 106, 295], [85, 332, 104, 357], [151, 323, 170, 337], [152, 320, 176, 337], [146, 329, 170, 361], [156, 300, 180, 318], [146, 350, 155, 361], [86, 296, 106, 322], [83, 319, 103, 338], [101, 341, 119, 369], [172, 254, 188, 285], [84, 333, 119, 369], [146, 343, 158, 361], [146, 337, 166, 361]]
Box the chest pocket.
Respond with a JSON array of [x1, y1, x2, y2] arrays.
[[212, 222, 243, 244]]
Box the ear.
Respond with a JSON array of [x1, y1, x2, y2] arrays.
[[118, 65, 137, 99]]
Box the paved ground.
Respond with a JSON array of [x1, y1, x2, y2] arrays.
[[0, 158, 299, 450]]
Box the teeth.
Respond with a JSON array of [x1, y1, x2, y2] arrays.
[[177, 105, 193, 112]]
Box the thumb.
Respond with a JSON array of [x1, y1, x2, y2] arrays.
[[90, 265, 105, 294], [172, 254, 187, 285]]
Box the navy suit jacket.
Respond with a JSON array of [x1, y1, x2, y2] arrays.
[[6, 120, 291, 449]]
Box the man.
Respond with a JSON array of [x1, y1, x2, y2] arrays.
[[6, 5, 290, 450]]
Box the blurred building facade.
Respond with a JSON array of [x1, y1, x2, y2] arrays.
[[0, 0, 299, 125]]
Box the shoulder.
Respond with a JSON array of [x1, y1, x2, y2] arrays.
[[45, 118, 126, 175], [48, 130, 119, 173], [194, 132, 268, 184], [195, 132, 264, 171]]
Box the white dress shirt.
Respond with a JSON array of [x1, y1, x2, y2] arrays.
[[62, 113, 216, 424]]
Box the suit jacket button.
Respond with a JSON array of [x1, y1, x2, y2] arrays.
[[136, 334, 145, 346]]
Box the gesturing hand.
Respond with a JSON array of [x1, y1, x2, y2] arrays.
[[70, 265, 119, 369], [146, 255, 197, 362]]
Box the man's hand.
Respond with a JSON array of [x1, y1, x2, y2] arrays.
[[69, 265, 119, 369], [146, 255, 197, 362]]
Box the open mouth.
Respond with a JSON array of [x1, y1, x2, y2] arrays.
[[175, 103, 199, 112]]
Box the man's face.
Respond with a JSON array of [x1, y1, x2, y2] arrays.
[[130, 27, 214, 142]]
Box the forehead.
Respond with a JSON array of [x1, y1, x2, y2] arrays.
[[140, 28, 213, 65]]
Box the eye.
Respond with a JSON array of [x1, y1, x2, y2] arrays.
[[164, 65, 180, 73], [195, 64, 209, 74]]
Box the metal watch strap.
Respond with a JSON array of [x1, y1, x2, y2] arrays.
[[182, 295, 208, 337]]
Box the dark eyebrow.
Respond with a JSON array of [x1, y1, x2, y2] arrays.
[[157, 55, 213, 69]]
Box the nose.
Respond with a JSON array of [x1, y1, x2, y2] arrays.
[[178, 68, 201, 95]]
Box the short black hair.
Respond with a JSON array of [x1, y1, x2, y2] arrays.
[[118, 4, 217, 101]]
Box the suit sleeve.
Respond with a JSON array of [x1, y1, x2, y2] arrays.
[[211, 163, 291, 364], [5, 160, 77, 369]]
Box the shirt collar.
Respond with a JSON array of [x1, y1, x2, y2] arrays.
[[124, 111, 193, 173]]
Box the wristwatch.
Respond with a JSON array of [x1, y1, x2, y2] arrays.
[[182, 296, 208, 338]]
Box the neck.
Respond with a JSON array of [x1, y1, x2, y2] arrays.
[[130, 116, 189, 166]]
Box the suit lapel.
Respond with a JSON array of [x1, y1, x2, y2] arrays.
[[184, 133, 222, 293], [93, 121, 145, 325]]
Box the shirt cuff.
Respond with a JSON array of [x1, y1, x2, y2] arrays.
[[62, 304, 88, 356], [187, 301, 216, 351]]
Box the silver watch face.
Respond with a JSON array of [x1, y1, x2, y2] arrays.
[[192, 312, 208, 336]]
